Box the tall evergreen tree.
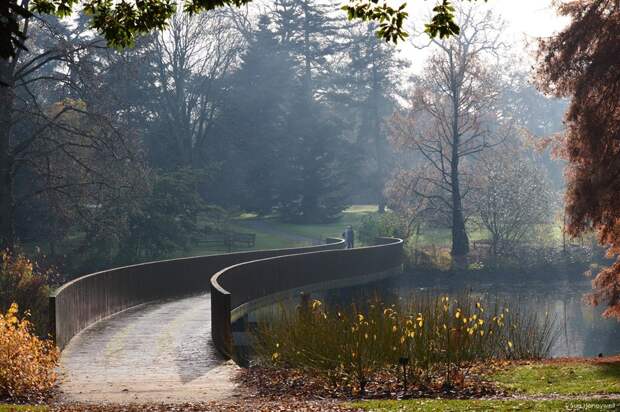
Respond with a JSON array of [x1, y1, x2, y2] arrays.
[[215, 15, 297, 214], [271, 0, 350, 222], [333, 22, 407, 211]]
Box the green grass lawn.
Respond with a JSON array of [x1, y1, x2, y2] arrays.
[[350, 399, 620, 412], [237, 205, 380, 243], [0, 406, 46, 412], [492, 362, 620, 395]]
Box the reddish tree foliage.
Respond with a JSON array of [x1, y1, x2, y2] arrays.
[[536, 0, 620, 319]]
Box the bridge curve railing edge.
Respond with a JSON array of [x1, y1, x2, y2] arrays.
[[210, 237, 404, 361], [50, 239, 345, 350]]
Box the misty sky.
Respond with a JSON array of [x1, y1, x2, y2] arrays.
[[400, 0, 571, 73]]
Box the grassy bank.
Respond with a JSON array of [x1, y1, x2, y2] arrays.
[[492, 361, 620, 395], [0, 406, 46, 412], [351, 399, 620, 412]]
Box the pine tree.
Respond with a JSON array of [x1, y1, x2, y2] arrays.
[[333, 22, 407, 212], [217, 15, 297, 214], [271, 0, 351, 222]]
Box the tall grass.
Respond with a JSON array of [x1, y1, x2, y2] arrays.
[[252, 293, 557, 395]]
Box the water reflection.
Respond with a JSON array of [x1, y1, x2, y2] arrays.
[[320, 274, 620, 358], [247, 273, 620, 358]]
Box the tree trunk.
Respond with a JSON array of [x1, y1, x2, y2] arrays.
[[371, 57, 386, 214], [449, 73, 469, 260], [301, 2, 312, 101], [450, 168, 469, 258], [0, 59, 15, 249], [450, 62, 469, 260]]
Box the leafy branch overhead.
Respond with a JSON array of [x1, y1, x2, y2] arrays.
[[2, 0, 483, 59]]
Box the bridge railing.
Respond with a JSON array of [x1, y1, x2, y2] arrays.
[[210, 237, 403, 360], [50, 239, 345, 350]]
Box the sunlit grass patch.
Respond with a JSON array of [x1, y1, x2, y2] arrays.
[[350, 399, 620, 412], [492, 362, 620, 395], [0, 405, 47, 412]]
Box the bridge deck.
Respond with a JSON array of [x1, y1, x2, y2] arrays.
[[59, 293, 243, 403]]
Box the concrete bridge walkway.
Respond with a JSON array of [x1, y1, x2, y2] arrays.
[[58, 293, 244, 403]]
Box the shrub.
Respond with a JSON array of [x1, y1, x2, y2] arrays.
[[0, 303, 59, 402], [0, 251, 52, 337], [252, 294, 557, 396], [357, 213, 406, 245]]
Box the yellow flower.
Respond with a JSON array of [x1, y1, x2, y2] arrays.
[[478, 319, 484, 325], [508, 341, 513, 349], [357, 314, 365, 322], [392, 325, 398, 332], [455, 311, 461, 319], [311, 300, 322, 309], [480, 330, 485, 336]]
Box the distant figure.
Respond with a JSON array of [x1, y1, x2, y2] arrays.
[[342, 225, 354, 249]]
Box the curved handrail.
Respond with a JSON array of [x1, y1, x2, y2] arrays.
[[210, 237, 403, 360], [50, 238, 345, 349]]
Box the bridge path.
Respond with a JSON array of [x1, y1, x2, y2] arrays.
[[58, 223, 322, 403], [59, 293, 245, 403]]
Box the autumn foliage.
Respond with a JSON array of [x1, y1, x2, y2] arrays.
[[536, 0, 620, 319], [0, 303, 59, 401], [0, 251, 52, 335]]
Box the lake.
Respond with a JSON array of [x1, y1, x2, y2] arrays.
[[246, 270, 620, 358]]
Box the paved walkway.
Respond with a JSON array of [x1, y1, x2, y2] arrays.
[[59, 293, 244, 403]]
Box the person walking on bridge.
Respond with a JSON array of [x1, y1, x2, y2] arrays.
[[342, 225, 355, 249]]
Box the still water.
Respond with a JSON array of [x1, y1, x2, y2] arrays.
[[249, 271, 620, 358]]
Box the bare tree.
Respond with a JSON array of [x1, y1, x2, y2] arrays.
[[474, 146, 556, 260], [148, 10, 244, 168], [389, 6, 507, 263]]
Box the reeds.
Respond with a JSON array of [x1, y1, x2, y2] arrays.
[[252, 293, 557, 396]]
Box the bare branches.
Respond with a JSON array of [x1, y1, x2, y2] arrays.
[[149, 9, 244, 166]]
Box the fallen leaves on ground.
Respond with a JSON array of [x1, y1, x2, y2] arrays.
[[236, 364, 505, 401], [48, 400, 360, 412]]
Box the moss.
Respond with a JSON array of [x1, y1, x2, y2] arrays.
[[492, 362, 620, 395], [350, 399, 620, 411]]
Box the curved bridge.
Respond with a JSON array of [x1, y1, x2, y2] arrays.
[[51, 237, 403, 402]]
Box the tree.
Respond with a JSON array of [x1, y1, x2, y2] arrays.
[[3, 0, 482, 59], [474, 147, 556, 260], [536, 0, 620, 319], [269, 0, 350, 222], [0, 17, 146, 254], [146, 9, 243, 169], [277, 93, 350, 223], [497, 68, 568, 189], [216, 14, 297, 214], [334, 21, 407, 212], [389, 7, 506, 262]]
